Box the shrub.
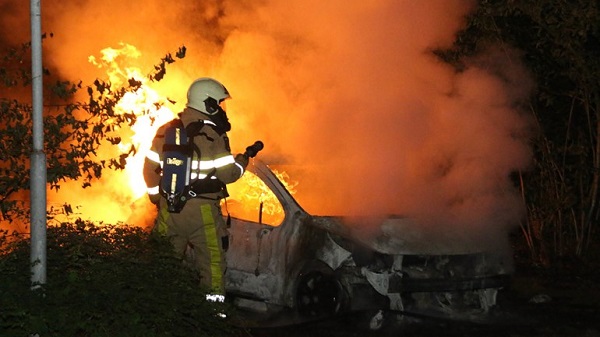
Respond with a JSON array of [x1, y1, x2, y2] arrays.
[[0, 221, 235, 337]]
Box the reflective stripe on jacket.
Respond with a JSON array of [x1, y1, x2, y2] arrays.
[[142, 108, 246, 200]]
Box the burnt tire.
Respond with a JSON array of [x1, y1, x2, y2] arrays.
[[296, 271, 343, 317]]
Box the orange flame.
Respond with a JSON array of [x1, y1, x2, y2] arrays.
[[42, 43, 178, 227], [46, 43, 298, 228], [90, 43, 177, 199], [223, 168, 298, 226]]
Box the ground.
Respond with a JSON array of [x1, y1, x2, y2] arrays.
[[239, 257, 600, 337]]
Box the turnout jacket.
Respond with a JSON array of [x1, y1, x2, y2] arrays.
[[143, 107, 248, 203]]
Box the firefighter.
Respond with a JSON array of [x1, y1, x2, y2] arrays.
[[143, 77, 249, 302]]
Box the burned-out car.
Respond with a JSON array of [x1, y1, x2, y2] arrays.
[[223, 159, 512, 328]]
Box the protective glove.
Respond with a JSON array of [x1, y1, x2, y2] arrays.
[[235, 153, 249, 169]]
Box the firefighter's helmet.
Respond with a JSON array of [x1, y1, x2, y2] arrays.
[[186, 77, 230, 115]]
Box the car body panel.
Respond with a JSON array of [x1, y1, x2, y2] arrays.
[[224, 159, 512, 324]]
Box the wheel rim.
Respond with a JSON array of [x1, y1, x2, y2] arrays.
[[296, 271, 341, 317]]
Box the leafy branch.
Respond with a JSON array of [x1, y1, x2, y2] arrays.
[[0, 41, 187, 221]]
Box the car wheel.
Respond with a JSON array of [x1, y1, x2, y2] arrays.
[[296, 270, 343, 317], [367, 309, 385, 330]]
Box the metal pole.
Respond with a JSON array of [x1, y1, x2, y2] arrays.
[[30, 0, 47, 289]]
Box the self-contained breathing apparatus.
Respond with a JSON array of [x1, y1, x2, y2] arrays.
[[159, 118, 263, 213]]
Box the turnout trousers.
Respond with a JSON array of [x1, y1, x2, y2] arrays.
[[154, 197, 228, 294]]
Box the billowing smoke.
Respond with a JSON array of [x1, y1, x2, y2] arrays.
[[1, 1, 534, 247]]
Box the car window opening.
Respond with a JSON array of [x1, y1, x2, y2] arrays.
[[222, 171, 284, 227]]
